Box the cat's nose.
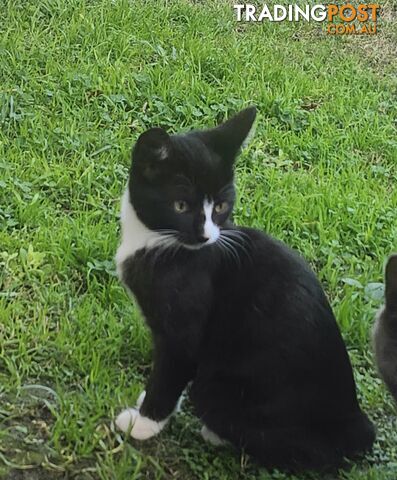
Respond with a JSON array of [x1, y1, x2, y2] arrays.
[[197, 235, 209, 243]]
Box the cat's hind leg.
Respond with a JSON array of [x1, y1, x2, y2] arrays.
[[204, 412, 375, 472], [196, 407, 343, 472]]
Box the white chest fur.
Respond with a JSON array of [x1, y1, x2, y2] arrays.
[[115, 188, 162, 277]]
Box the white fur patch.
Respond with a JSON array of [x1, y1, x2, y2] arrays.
[[115, 408, 168, 441], [157, 146, 168, 160], [200, 425, 226, 446], [136, 390, 146, 409], [175, 392, 184, 412], [115, 188, 163, 276], [203, 199, 220, 244], [115, 390, 184, 441], [241, 119, 256, 149]]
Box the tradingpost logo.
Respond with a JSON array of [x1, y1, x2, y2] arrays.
[[233, 3, 380, 35]]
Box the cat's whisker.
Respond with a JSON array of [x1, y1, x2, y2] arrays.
[[220, 231, 252, 264], [224, 234, 251, 267], [170, 241, 184, 260], [218, 237, 241, 268], [215, 238, 231, 263], [221, 228, 250, 240], [221, 233, 246, 248], [154, 228, 180, 236], [146, 234, 180, 264], [224, 240, 242, 268], [223, 237, 250, 260], [221, 230, 250, 247], [224, 230, 252, 250]]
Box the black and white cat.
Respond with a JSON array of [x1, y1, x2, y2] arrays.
[[115, 107, 375, 472], [373, 255, 397, 401]]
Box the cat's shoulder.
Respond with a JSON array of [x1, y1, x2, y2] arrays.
[[235, 226, 317, 281], [237, 226, 303, 259]]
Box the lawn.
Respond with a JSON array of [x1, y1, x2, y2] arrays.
[[1, 0, 397, 479]]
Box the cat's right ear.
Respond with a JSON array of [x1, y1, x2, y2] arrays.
[[385, 254, 397, 312], [132, 127, 171, 180]]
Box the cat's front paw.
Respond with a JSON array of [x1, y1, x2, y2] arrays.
[[115, 407, 167, 441], [115, 407, 139, 434]]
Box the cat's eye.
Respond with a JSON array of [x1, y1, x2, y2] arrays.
[[214, 201, 228, 214], [174, 200, 189, 213]]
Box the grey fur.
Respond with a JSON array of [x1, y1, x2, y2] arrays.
[[373, 254, 397, 401]]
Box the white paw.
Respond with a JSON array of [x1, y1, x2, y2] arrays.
[[115, 407, 139, 433], [115, 407, 167, 440], [201, 425, 227, 446]]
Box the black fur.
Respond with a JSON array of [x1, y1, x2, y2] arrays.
[[118, 107, 375, 472]]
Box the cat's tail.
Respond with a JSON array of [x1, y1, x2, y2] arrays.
[[385, 254, 397, 314]]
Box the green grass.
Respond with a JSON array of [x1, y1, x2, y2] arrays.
[[1, 0, 397, 478]]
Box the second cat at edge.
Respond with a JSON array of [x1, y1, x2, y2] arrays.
[[373, 255, 397, 401], [115, 107, 375, 472]]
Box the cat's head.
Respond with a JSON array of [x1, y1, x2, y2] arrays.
[[128, 107, 256, 248]]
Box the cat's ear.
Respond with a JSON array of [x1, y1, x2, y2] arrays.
[[201, 106, 257, 162], [132, 127, 172, 179], [385, 254, 397, 312]]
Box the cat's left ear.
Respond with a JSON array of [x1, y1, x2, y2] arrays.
[[200, 106, 256, 162], [132, 127, 172, 180]]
